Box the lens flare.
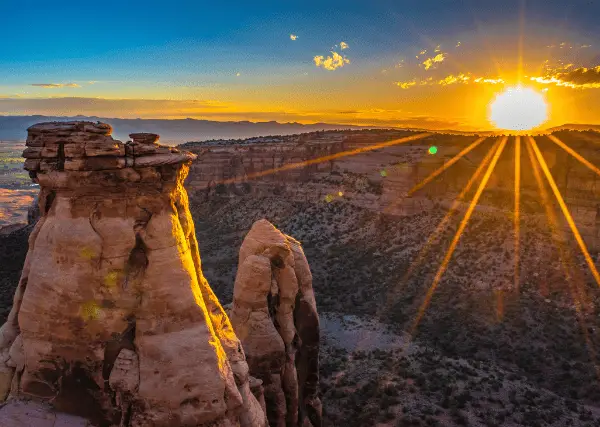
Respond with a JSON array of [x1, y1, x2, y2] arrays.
[[489, 86, 548, 130]]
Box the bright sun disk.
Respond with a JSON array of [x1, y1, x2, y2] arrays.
[[489, 86, 548, 131]]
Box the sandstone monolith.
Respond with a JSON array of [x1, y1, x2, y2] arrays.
[[230, 220, 322, 427], [0, 122, 267, 427]]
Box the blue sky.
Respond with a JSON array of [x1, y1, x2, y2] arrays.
[[2, 0, 600, 129]]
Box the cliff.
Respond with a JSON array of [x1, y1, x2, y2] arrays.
[[0, 122, 267, 426]]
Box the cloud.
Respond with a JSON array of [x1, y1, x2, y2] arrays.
[[290, 34, 298, 41], [419, 49, 427, 55], [473, 77, 505, 85], [395, 73, 504, 88], [394, 80, 417, 89], [421, 53, 446, 71], [581, 44, 592, 48], [236, 72, 241, 77], [435, 45, 441, 53], [30, 83, 81, 89], [456, 41, 461, 48], [438, 73, 471, 86], [395, 60, 405, 68], [314, 51, 350, 71], [531, 66, 600, 88], [340, 41, 349, 50]]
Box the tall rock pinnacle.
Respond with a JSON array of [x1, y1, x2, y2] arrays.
[[0, 122, 267, 426], [230, 220, 322, 427]]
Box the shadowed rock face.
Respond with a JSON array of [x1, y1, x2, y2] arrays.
[[0, 122, 267, 427], [230, 219, 322, 427]]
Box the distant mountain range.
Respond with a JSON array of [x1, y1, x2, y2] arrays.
[[0, 115, 375, 145], [546, 123, 600, 132], [1, 116, 598, 144]]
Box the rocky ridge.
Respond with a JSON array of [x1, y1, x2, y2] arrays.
[[0, 122, 267, 426]]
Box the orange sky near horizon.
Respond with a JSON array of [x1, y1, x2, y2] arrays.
[[2, 1, 600, 132]]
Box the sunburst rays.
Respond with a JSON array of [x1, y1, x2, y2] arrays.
[[407, 137, 488, 197], [529, 136, 600, 288], [380, 138, 501, 318], [383, 136, 490, 214], [216, 132, 433, 186], [547, 134, 600, 177], [410, 137, 509, 335], [526, 137, 600, 377], [514, 136, 522, 291]]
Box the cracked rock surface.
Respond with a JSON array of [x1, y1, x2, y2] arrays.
[[0, 122, 267, 427], [230, 219, 322, 427]]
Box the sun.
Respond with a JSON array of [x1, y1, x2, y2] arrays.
[[489, 86, 548, 131]]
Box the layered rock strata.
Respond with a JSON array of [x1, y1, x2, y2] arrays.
[[230, 220, 322, 427], [0, 122, 267, 426]]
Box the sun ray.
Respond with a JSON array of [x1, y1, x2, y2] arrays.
[[526, 140, 590, 304], [407, 137, 488, 197], [575, 132, 600, 146], [216, 132, 433, 186], [380, 138, 500, 317], [410, 137, 508, 335], [547, 134, 600, 177], [518, 0, 525, 84], [529, 137, 600, 288], [383, 136, 489, 214], [514, 136, 521, 291], [526, 139, 600, 378]]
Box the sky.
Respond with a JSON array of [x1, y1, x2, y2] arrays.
[[2, 0, 600, 131]]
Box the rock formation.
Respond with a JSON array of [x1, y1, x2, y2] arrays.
[[230, 220, 322, 427], [0, 122, 267, 426]]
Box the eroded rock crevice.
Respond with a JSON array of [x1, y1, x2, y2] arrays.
[[231, 219, 322, 427], [0, 122, 268, 426]]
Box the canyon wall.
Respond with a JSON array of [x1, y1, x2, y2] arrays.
[[183, 131, 600, 252]]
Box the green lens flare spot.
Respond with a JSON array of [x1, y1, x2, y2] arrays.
[[380, 170, 388, 177], [428, 146, 438, 155]]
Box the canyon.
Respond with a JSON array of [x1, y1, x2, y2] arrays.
[[0, 124, 600, 425]]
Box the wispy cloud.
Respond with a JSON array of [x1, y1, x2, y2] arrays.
[[473, 77, 504, 84], [314, 51, 350, 71], [438, 73, 471, 86], [394, 80, 417, 89], [531, 65, 600, 88], [456, 41, 461, 48], [31, 83, 81, 89], [395, 73, 504, 89], [340, 41, 349, 50], [290, 34, 298, 41], [421, 53, 446, 71]]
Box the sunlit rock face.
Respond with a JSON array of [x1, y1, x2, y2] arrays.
[[230, 219, 322, 427], [0, 122, 267, 426]]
